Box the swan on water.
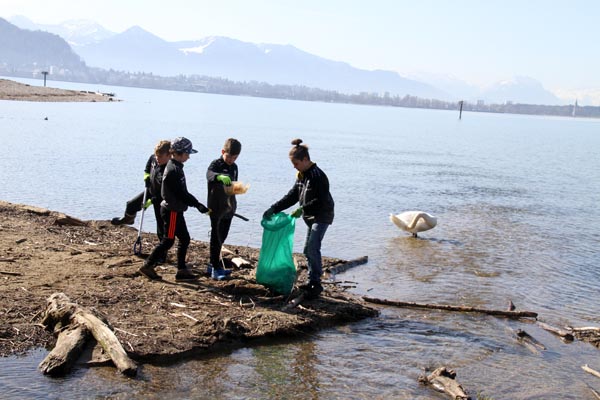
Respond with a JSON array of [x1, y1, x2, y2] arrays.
[[389, 211, 437, 237]]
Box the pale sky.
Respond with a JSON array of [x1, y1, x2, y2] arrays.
[[2, 0, 599, 93]]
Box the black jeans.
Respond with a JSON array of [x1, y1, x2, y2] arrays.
[[209, 214, 233, 267], [146, 208, 190, 269]]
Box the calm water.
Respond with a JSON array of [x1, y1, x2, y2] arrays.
[[1, 77, 600, 399]]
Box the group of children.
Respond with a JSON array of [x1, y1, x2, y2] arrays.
[[112, 137, 334, 298]]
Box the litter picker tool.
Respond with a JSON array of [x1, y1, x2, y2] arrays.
[[133, 189, 148, 255], [234, 213, 249, 221]]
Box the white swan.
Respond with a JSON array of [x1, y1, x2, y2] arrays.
[[390, 211, 437, 237]]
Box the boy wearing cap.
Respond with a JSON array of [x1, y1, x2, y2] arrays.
[[139, 137, 209, 282], [206, 138, 242, 280]]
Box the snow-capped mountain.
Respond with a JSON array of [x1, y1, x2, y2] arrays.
[[8, 15, 115, 46], [5, 15, 568, 104]]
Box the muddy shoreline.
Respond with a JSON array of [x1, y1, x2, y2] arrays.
[[0, 78, 116, 102], [0, 201, 376, 366]]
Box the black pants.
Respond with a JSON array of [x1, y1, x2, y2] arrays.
[[126, 190, 164, 242], [146, 208, 190, 269], [210, 214, 233, 267], [125, 191, 145, 216]]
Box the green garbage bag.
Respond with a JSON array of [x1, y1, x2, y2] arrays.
[[256, 212, 297, 295]]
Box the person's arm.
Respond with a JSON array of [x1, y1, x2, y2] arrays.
[[271, 183, 299, 213], [206, 159, 220, 182]]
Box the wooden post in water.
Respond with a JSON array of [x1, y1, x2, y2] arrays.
[[42, 71, 48, 87], [458, 100, 464, 119]]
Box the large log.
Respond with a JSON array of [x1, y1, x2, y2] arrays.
[[39, 293, 137, 376], [327, 256, 368, 275], [418, 366, 471, 400], [39, 325, 89, 375], [362, 297, 537, 319]]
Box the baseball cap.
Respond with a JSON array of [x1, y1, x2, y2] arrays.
[[171, 137, 198, 154]]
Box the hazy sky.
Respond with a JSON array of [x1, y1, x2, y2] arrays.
[[2, 0, 599, 92]]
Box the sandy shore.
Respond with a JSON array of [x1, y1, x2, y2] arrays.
[[0, 201, 375, 367], [0, 78, 116, 102]]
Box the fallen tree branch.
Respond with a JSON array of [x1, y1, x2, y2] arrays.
[[0, 270, 21, 276], [514, 329, 546, 353], [327, 256, 368, 275], [418, 366, 471, 400], [583, 364, 600, 379], [362, 297, 537, 319], [537, 322, 574, 341]]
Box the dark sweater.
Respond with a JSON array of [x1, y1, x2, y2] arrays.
[[206, 157, 238, 218], [161, 159, 201, 212], [271, 163, 334, 224]]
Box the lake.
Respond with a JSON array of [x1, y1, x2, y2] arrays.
[[1, 77, 600, 399]]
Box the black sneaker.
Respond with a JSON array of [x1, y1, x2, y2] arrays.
[[301, 282, 323, 299], [111, 215, 135, 225], [175, 269, 199, 282], [138, 265, 162, 280]]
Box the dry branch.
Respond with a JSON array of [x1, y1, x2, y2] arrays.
[[362, 297, 537, 319], [537, 322, 574, 341], [583, 364, 600, 379]]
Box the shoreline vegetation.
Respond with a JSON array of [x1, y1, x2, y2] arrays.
[[3, 72, 598, 118], [0, 79, 116, 102]]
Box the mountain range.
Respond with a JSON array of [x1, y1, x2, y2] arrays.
[[5, 15, 565, 105]]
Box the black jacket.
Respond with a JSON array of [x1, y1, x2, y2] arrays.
[[271, 163, 334, 224], [144, 155, 165, 203], [206, 157, 238, 218], [161, 159, 202, 212]]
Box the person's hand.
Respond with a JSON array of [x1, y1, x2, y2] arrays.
[[291, 207, 303, 218], [197, 204, 209, 214], [144, 198, 152, 209], [216, 175, 232, 186], [262, 207, 275, 220]]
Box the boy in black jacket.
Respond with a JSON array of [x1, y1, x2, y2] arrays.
[[206, 138, 242, 280], [139, 137, 209, 281]]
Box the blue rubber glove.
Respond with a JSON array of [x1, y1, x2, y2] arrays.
[[216, 175, 232, 186], [291, 207, 303, 218]]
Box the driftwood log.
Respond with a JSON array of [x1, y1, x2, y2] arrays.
[[327, 256, 368, 275], [363, 297, 537, 319], [513, 329, 546, 353], [418, 367, 471, 400], [39, 293, 137, 376], [582, 364, 600, 379], [537, 322, 574, 342]]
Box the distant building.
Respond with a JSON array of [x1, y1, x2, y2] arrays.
[[477, 99, 485, 106]]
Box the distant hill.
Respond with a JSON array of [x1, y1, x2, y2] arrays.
[[0, 18, 87, 74], [76, 29, 445, 99]]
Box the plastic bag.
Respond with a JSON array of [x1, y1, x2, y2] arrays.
[[256, 212, 297, 295]]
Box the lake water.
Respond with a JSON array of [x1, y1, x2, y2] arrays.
[[1, 77, 600, 399]]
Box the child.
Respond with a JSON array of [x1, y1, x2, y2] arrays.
[[111, 139, 171, 230], [206, 138, 242, 280], [139, 137, 209, 281], [263, 138, 335, 298]]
